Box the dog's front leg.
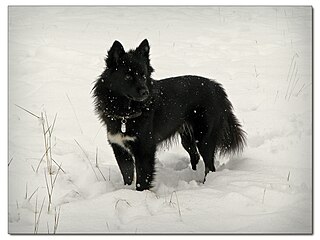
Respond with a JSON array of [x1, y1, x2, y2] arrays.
[[111, 143, 134, 185], [133, 145, 156, 191]]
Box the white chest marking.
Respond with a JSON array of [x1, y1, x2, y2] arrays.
[[107, 132, 136, 151]]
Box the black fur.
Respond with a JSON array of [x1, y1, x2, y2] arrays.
[[92, 39, 246, 191]]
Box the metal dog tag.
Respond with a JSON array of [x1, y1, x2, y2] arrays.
[[121, 118, 127, 133]]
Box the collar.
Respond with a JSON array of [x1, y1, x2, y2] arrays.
[[107, 111, 142, 121]]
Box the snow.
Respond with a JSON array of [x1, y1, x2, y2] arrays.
[[8, 6, 312, 234]]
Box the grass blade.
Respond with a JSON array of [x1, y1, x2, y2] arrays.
[[15, 104, 40, 119]]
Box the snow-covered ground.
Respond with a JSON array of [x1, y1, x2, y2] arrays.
[[8, 6, 312, 234]]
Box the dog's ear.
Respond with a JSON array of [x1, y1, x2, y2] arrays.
[[136, 39, 150, 58], [106, 40, 125, 68]]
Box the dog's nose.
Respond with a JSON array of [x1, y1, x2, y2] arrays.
[[139, 89, 149, 97]]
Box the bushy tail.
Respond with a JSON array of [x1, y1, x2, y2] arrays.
[[217, 111, 246, 155]]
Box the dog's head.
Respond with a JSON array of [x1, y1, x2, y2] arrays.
[[103, 39, 154, 102]]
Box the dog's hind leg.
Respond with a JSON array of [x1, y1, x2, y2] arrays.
[[180, 130, 200, 170], [111, 143, 134, 185], [197, 131, 217, 179]]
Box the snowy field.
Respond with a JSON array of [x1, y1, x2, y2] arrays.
[[8, 6, 312, 234]]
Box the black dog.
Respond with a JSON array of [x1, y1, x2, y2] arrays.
[[92, 39, 246, 191]]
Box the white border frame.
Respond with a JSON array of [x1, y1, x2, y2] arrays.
[[1, 1, 318, 239]]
